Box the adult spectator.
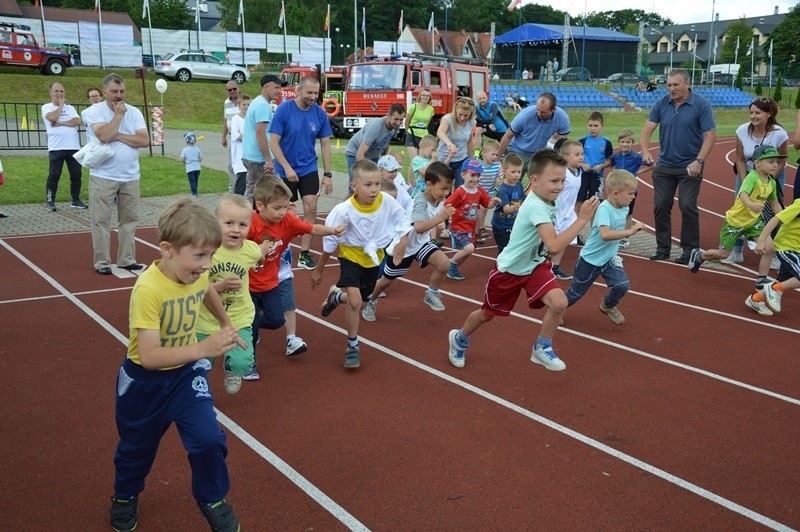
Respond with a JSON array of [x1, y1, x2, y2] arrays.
[[345, 103, 406, 181], [499, 92, 570, 176], [42, 83, 86, 211], [221, 81, 240, 192], [437, 97, 479, 188], [241, 74, 287, 203], [403, 89, 434, 159], [546, 59, 553, 81], [640, 68, 716, 264], [83, 73, 149, 275], [269, 76, 334, 270], [475, 90, 509, 141], [82, 87, 102, 141], [552, 58, 559, 75], [522, 68, 529, 81]]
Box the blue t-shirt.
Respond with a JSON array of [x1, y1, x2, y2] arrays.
[[180, 145, 202, 172], [268, 100, 333, 178], [647, 91, 715, 168], [242, 95, 272, 163], [492, 182, 525, 231], [580, 135, 612, 171], [611, 150, 644, 176], [579, 200, 627, 267], [508, 105, 570, 156]]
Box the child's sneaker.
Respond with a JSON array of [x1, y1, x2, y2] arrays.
[[344, 345, 360, 368], [618, 238, 630, 249], [447, 262, 465, 280], [552, 265, 572, 280], [423, 290, 445, 311], [599, 300, 625, 325], [721, 250, 744, 264], [745, 295, 773, 317], [763, 282, 782, 313], [440, 229, 451, 238], [531, 343, 566, 371], [241, 366, 259, 381], [378, 291, 388, 298], [223, 369, 242, 394], [321, 285, 342, 317], [110, 496, 138, 532], [198, 499, 240, 532], [297, 251, 317, 270], [448, 329, 468, 368], [362, 299, 377, 322], [689, 248, 704, 273], [755, 276, 773, 290], [286, 336, 308, 356]]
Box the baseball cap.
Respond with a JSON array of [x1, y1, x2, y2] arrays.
[[260, 74, 288, 87], [377, 155, 402, 171], [461, 158, 484, 175], [183, 132, 196, 144], [753, 145, 787, 161]]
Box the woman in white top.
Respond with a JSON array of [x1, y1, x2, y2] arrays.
[[437, 97, 481, 188]]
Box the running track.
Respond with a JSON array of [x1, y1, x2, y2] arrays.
[[0, 136, 798, 530]]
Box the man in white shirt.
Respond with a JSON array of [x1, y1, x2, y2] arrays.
[[83, 73, 150, 275], [42, 83, 86, 211], [221, 81, 240, 192]]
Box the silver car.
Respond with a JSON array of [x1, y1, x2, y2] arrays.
[[154, 50, 250, 84]]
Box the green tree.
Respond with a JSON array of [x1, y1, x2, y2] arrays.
[[774, 75, 783, 103], [754, 79, 763, 96], [578, 10, 669, 32], [718, 19, 754, 64], [140, 0, 192, 31], [735, 67, 743, 89], [795, 85, 800, 109]]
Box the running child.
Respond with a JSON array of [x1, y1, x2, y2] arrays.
[[550, 139, 583, 280], [609, 129, 651, 248], [180, 132, 203, 197], [476, 138, 502, 243], [378, 154, 413, 209], [491, 153, 525, 253]]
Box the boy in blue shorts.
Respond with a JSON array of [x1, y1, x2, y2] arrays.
[[110, 199, 243, 532], [564, 170, 646, 325], [447, 149, 600, 371]]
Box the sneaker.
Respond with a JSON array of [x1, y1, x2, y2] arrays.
[[378, 291, 387, 298], [552, 265, 572, 280], [198, 499, 240, 532], [223, 369, 242, 394], [755, 276, 773, 290], [286, 336, 308, 356], [447, 262, 465, 281], [344, 345, 361, 368], [575, 235, 585, 246], [599, 300, 625, 325], [531, 344, 566, 371], [618, 238, 630, 249], [763, 282, 782, 313], [439, 229, 451, 238], [362, 299, 377, 322], [321, 285, 342, 317], [721, 250, 744, 264], [423, 290, 445, 311], [689, 248, 704, 273], [297, 251, 317, 270], [770, 256, 781, 271], [745, 294, 773, 317], [448, 329, 468, 368], [70, 200, 89, 209], [241, 367, 260, 381], [46, 201, 57, 212], [110, 496, 138, 532]]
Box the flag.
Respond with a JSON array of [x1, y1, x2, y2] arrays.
[[237, 0, 244, 26], [427, 12, 434, 33], [94, 0, 100, 14], [142, 0, 149, 19], [507, 0, 521, 12], [746, 41, 753, 56], [398, 10, 403, 36], [278, 1, 285, 29], [361, 7, 365, 34], [693, 34, 697, 53], [324, 4, 330, 32], [768, 39, 773, 59], [194, 0, 200, 23], [712, 38, 718, 57]]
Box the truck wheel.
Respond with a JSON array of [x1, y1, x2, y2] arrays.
[[176, 69, 191, 82], [44, 59, 66, 76], [232, 71, 246, 85]]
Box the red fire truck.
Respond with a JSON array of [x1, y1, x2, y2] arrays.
[[0, 21, 71, 75]]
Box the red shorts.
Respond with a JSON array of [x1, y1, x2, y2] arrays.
[[482, 260, 561, 316]]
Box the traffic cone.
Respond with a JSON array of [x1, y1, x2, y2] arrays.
[[20, 116, 27, 130], [336, 138, 341, 150], [0, 160, 4, 185], [197, 135, 205, 141]]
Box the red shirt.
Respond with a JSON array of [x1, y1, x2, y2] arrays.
[[445, 185, 491, 234], [247, 210, 313, 292]]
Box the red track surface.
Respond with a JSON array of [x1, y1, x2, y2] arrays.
[[1, 137, 798, 530]]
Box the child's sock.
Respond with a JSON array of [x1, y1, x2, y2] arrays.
[[454, 329, 468, 344], [332, 291, 344, 305], [347, 336, 359, 348], [773, 282, 785, 292], [286, 334, 296, 341], [536, 337, 552, 349], [427, 286, 439, 293]]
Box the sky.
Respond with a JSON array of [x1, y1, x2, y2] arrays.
[[534, 0, 796, 25]]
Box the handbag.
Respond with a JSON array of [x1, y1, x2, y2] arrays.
[[74, 138, 114, 168]]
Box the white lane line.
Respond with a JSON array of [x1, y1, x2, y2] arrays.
[[297, 308, 793, 532], [0, 239, 371, 532]]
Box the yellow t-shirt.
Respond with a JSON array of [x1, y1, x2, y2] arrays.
[[725, 171, 776, 228], [774, 198, 800, 252], [127, 260, 209, 367], [197, 241, 262, 333]]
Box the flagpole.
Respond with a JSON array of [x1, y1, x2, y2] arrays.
[[362, 7, 366, 56], [750, 37, 754, 90], [97, 0, 104, 69], [768, 40, 773, 90], [397, 10, 402, 54], [238, 0, 245, 68], [325, 4, 330, 71], [282, 0, 287, 63], [38, 0, 47, 46], [195, 0, 202, 49], [691, 34, 697, 85], [353, 0, 357, 62], [734, 36, 739, 88], [144, 0, 155, 69]]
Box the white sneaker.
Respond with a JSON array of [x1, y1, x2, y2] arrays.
[[362, 299, 377, 322], [423, 290, 445, 311], [745, 295, 773, 317], [618, 238, 630, 249], [224, 369, 242, 394], [763, 282, 782, 313], [721, 250, 744, 264], [448, 329, 467, 368], [770, 256, 781, 271], [286, 336, 308, 356], [531, 344, 566, 371]]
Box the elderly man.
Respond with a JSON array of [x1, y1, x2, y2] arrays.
[[42, 83, 87, 211], [344, 103, 406, 181], [83, 73, 150, 275], [641, 68, 716, 264], [269, 76, 334, 270], [221, 81, 240, 192]]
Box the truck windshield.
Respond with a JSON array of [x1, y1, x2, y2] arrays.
[[347, 64, 405, 90]]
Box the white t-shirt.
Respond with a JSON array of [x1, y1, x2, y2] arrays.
[[405, 191, 443, 256], [83, 102, 146, 182], [392, 174, 413, 210], [735, 123, 788, 173], [81, 107, 96, 142], [230, 114, 246, 174], [224, 97, 239, 133], [42, 102, 80, 151], [555, 166, 581, 234]]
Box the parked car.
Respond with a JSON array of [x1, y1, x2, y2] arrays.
[[599, 72, 641, 84], [554, 67, 592, 82], [654, 75, 667, 84], [154, 49, 250, 84]]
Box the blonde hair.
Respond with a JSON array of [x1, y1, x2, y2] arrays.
[[253, 175, 291, 205], [501, 152, 523, 170], [351, 159, 380, 182], [558, 139, 582, 155], [605, 169, 637, 192], [418, 135, 438, 151], [451, 97, 476, 122], [216, 193, 250, 215], [617, 129, 634, 142], [157, 199, 221, 249], [482, 139, 501, 154]]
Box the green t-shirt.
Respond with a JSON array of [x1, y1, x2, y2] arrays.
[[407, 103, 435, 139], [496, 193, 556, 276]]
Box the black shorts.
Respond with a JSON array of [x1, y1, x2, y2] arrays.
[[382, 242, 440, 279], [577, 171, 602, 201], [404, 132, 421, 149], [337, 257, 380, 302], [284, 170, 320, 202]]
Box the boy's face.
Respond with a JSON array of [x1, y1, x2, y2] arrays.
[[380, 168, 398, 181], [218, 202, 251, 250], [528, 163, 566, 203], [587, 119, 603, 137], [352, 170, 382, 205], [482, 148, 500, 165], [755, 157, 780, 176], [425, 179, 453, 204], [256, 197, 291, 224], [564, 146, 584, 168], [608, 184, 637, 207], [419, 143, 434, 157], [161, 243, 216, 285], [239, 100, 250, 115], [502, 164, 523, 185], [618, 137, 634, 153], [462, 170, 480, 188]]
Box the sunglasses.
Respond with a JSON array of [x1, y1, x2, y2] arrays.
[[458, 97, 475, 106], [227, 88, 239, 92], [751, 97, 770, 105]]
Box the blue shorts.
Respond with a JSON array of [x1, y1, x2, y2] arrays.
[[278, 278, 296, 312], [450, 230, 474, 250]]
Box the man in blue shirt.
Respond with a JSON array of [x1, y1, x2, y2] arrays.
[[640, 68, 716, 264]]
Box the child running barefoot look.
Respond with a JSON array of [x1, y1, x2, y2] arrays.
[[312, 159, 412, 369], [564, 170, 645, 325], [447, 149, 600, 371], [689, 145, 783, 289], [110, 199, 243, 532]]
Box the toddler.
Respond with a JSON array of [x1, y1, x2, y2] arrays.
[[180, 132, 203, 197]]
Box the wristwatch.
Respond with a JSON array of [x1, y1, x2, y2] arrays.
[[695, 158, 704, 165], [323, 172, 332, 178]]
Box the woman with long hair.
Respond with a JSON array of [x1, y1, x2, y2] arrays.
[[437, 97, 481, 188]]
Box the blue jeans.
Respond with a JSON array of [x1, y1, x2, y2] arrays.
[[565, 256, 629, 309]]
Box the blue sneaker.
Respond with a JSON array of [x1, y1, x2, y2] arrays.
[[448, 329, 468, 368], [344, 345, 361, 368], [447, 262, 465, 281], [531, 343, 566, 371]]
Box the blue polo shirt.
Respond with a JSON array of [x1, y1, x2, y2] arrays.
[[647, 91, 715, 168], [508, 105, 570, 156]]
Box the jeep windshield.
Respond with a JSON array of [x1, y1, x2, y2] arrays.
[[347, 64, 405, 90]]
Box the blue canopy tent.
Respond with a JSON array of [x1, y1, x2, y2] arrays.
[[494, 23, 564, 47]]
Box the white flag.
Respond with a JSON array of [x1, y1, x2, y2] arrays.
[[768, 40, 773, 59], [713, 38, 718, 57], [427, 12, 434, 33], [194, 0, 199, 24], [142, 0, 149, 19], [746, 41, 753, 56], [237, 0, 244, 26], [734, 36, 739, 58], [278, 1, 285, 29]]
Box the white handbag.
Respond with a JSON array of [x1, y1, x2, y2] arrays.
[[74, 138, 114, 168]]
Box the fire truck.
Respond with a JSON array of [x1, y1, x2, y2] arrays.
[[0, 21, 71, 75]]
